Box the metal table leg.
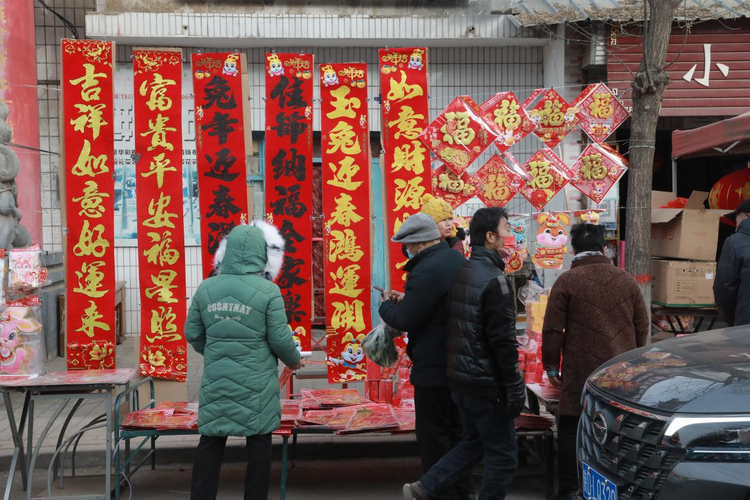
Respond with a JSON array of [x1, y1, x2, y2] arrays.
[[26, 399, 70, 500], [26, 396, 34, 489], [105, 389, 113, 500], [53, 398, 84, 481], [2, 392, 26, 500], [280, 435, 289, 500]]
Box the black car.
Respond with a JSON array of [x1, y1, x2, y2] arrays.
[[578, 327, 750, 500]]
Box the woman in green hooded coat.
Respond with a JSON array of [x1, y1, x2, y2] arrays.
[[185, 221, 302, 500]]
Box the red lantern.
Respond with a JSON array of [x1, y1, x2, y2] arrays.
[[708, 168, 750, 210]]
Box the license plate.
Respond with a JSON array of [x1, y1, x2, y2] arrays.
[[582, 462, 618, 500]]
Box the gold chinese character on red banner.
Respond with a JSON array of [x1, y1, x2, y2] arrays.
[[139, 73, 177, 112], [72, 180, 109, 218]]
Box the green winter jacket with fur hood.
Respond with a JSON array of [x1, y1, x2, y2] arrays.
[[185, 222, 301, 437]]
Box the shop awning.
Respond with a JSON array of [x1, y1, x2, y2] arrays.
[[672, 111, 750, 159]]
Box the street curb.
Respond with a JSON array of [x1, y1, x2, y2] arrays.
[[0, 434, 418, 471]]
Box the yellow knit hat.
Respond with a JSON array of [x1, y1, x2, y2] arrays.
[[420, 194, 457, 238]]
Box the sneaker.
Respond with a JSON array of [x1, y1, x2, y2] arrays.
[[402, 481, 427, 500]]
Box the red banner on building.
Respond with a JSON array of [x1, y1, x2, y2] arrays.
[[320, 63, 372, 383], [264, 53, 314, 351], [379, 48, 430, 289], [61, 39, 117, 370], [191, 53, 249, 278], [133, 48, 188, 382]]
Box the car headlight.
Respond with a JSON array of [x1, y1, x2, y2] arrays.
[[664, 415, 750, 461]]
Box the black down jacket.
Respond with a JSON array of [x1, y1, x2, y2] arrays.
[[446, 246, 523, 399], [379, 243, 467, 387], [714, 219, 750, 327]]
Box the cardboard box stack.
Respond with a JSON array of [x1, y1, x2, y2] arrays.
[[650, 191, 722, 307], [520, 289, 549, 384]]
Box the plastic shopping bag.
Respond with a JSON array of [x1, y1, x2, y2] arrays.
[[362, 321, 400, 368]]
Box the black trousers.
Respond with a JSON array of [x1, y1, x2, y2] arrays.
[[557, 416, 580, 494], [190, 434, 272, 500], [414, 385, 475, 500]]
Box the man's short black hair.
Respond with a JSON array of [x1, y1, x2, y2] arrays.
[[570, 223, 606, 254], [469, 207, 509, 247]]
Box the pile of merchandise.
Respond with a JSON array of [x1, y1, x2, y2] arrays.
[[517, 283, 561, 401], [0, 245, 49, 378], [365, 345, 414, 407], [121, 401, 200, 431], [519, 286, 548, 385], [291, 388, 413, 434]]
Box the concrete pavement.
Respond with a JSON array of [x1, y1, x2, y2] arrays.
[[1, 458, 551, 499]]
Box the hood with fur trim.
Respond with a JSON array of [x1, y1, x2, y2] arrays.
[[212, 220, 285, 280]]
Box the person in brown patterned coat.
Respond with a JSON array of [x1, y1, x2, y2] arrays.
[[542, 223, 649, 500]]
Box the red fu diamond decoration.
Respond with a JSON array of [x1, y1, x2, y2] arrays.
[[479, 92, 537, 153], [572, 83, 630, 143], [420, 96, 498, 177], [527, 88, 581, 149], [474, 155, 526, 208], [567, 143, 628, 204], [519, 149, 569, 211], [431, 164, 478, 209]]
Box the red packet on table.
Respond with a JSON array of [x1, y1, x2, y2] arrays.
[[571, 83, 629, 144], [479, 92, 537, 153], [474, 155, 526, 208], [156, 401, 200, 413], [566, 143, 628, 204], [519, 149, 569, 211], [122, 409, 175, 429], [338, 405, 400, 434], [155, 413, 199, 431], [393, 407, 416, 432], [301, 388, 368, 407], [431, 164, 478, 209], [420, 96, 498, 176], [526, 88, 581, 149]]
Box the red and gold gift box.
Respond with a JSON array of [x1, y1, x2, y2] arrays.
[[264, 53, 315, 351], [320, 63, 372, 384], [61, 39, 117, 370]]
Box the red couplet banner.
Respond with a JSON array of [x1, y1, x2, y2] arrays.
[[133, 48, 188, 382], [61, 39, 117, 370], [320, 63, 372, 383], [191, 53, 249, 278], [264, 53, 314, 351], [378, 48, 431, 290]]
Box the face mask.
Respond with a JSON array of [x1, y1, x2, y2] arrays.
[[406, 250, 415, 259]]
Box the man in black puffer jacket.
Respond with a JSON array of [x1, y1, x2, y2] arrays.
[[403, 207, 525, 500], [714, 199, 750, 327], [380, 213, 473, 500]]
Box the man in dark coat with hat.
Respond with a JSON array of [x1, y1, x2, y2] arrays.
[[714, 199, 750, 327], [379, 213, 473, 500]]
